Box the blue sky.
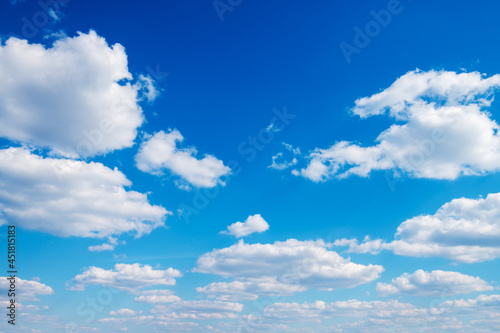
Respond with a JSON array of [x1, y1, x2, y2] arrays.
[[1, 0, 500, 332]]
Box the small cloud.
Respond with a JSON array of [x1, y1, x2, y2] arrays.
[[220, 214, 269, 238]]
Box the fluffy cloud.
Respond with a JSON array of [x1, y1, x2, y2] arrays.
[[194, 239, 383, 291], [295, 70, 500, 181], [68, 263, 182, 292], [0, 277, 53, 301], [196, 277, 306, 301], [134, 289, 181, 303], [0, 148, 169, 238], [335, 192, 500, 263], [135, 130, 231, 188], [376, 270, 494, 296], [387, 192, 500, 263], [220, 214, 269, 238], [0, 30, 155, 157]]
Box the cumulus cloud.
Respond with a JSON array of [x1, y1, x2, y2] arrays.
[[387, 192, 500, 263], [295, 70, 500, 181], [68, 263, 182, 292], [134, 289, 181, 303], [376, 270, 494, 296], [135, 130, 231, 189], [0, 30, 155, 157], [194, 239, 383, 292], [0, 148, 169, 238], [220, 214, 269, 238], [335, 192, 500, 263], [196, 277, 306, 301], [0, 277, 53, 301]]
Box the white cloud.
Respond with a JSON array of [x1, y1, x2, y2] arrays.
[[220, 214, 269, 238], [0, 30, 152, 157], [109, 309, 140, 316], [387, 192, 500, 263], [135, 130, 231, 188], [194, 239, 383, 291], [196, 277, 306, 301], [0, 277, 53, 301], [376, 270, 494, 296], [68, 263, 182, 292], [334, 236, 385, 254], [134, 289, 181, 303], [439, 294, 500, 309], [0, 147, 169, 238], [88, 237, 124, 252], [263, 299, 424, 320], [295, 70, 500, 181], [335, 192, 500, 263], [151, 300, 243, 320]]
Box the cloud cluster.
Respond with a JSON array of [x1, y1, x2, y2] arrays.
[[220, 214, 269, 238], [388, 192, 500, 263], [0, 30, 154, 158], [376, 270, 493, 296], [295, 70, 500, 181], [68, 263, 182, 292], [134, 289, 181, 303], [0, 148, 169, 238], [194, 239, 384, 295], [151, 300, 243, 320], [263, 299, 423, 320], [135, 130, 231, 188]]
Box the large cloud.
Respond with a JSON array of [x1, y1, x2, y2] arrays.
[[135, 130, 231, 189], [194, 239, 383, 292], [68, 263, 182, 292], [295, 70, 500, 181], [376, 270, 493, 296], [0, 147, 169, 238], [388, 192, 500, 263], [0, 30, 155, 157], [335, 192, 500, 263]]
